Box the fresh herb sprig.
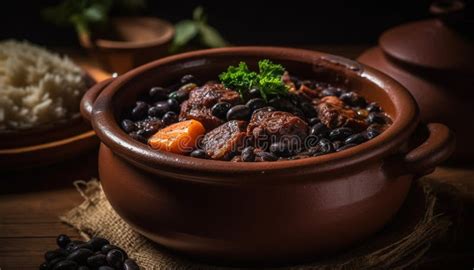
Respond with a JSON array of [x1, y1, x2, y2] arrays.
[[219, 59, 289, 101]]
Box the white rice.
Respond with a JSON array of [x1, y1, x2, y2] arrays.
[[0, 40, 88, 130]]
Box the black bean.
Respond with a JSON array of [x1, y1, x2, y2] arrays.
[[121, 119, 136, 133], [320, 87, 342, 97], [74, 243, 94, 251], [45, 249, 68, 261], [87, 254, 107, 267], [211, 102, 232, 119], [168, 90, 187, 103], [123, 259, 140, 270], [169, 83, 197, 102], [131, 101, 149, 120], [304, 135, 320, 148], [344, 133, 368, 145], [248, 87, 261, 98], [336, 143, 358, 152], [101, 245, 127, 258], [318, 138, 335, 154], [190, 149, 208, 159], [148, 102, 169, 117], [180, 74, 196, 84], [52, 260, 78, 270], [88, 237, 110, 252], [47, 257, 65, 269], [332, 141, 343, 150], [57, 234, 71, 249], [136, 128, 155, 138], [40, 262, 48, 270], [366, 129, 381, 139], [292, 109, 306, 119], [106, 249, 125, 269], [308, 117, 321, 126], [149, 87, 169, 101], [227, 105, 251, 121], [329, 127, 353, 141], [246, 98, 266, 111], [367, 112, 387, 124], [98, 266, 115, 270], [300, 102, 317, 118], [340, 92, 366, 107], [162, 111, 178, 126], [257, 151, 279, 161], [78, 266, 90, 270], [66, 241, 85, 253], [310, 123, 330, 138], [67, 248, 93, 264], [129, 133, 147, 144], [269, 141, 298, 157], [241, 146, 255, 162], [366, 102, 381, 112], [268, 97, 295, 112], [167, 98, 180, 112]]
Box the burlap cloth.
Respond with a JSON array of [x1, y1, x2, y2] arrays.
[[60, 178, 453, 270]]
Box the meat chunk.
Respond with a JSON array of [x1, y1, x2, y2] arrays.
[[179, 82, 241, 130], [201, 120, 247, 160], [315, 96, 367, 130], [247, 110, 309, 148]]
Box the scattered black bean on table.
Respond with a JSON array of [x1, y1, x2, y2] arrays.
[[119, 73, 391, 162], [39, 234, 140, 270]]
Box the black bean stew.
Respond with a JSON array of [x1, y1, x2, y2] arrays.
[[120, 60, 391, 162]]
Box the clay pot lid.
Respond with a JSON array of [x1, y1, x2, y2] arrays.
[[379, 1, 474, 72]]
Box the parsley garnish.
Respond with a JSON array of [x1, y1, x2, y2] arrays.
[[219, 59, 289, 101]]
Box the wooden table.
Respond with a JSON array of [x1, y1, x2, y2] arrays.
[[1, 46, 473, 269]]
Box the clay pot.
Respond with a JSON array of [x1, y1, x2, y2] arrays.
[[80, 47, 455, 265], [358, 2, 474, 162], [81, 17, 175, 74]]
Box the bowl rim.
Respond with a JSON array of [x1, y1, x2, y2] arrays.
[[90, 46, 419, 182], [94, 17, 175, 50]]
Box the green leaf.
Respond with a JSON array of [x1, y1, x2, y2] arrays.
[[193, 6, 205, 22], [219, 60, 289, 101], [172, 20, 199, 49], [198, 23, 228, 48], [83, 4, 108, 23]]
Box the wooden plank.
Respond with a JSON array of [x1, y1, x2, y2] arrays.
[[0, 189, 81, 223], [0, 223, 78, 238]]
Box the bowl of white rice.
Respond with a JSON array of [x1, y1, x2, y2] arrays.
[[0, 40, 94, 149]]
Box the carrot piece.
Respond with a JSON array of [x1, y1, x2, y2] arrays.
[[148, 119, 205, 154]]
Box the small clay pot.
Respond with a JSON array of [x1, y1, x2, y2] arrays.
[[82, 16, 175, 74], [81, 47, 455, 265], [358, 2, 474, 163]]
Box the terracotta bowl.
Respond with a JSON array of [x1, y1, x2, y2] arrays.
[[83, 17, 175, 74], [80, 47, 455, 265]]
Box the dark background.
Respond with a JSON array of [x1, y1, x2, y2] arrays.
[[0, 0, 433, 47]]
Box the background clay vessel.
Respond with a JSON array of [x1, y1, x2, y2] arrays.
[[81, 47, 455, 265], [81, 17, 175, 74], [358, 0, 474, 163]]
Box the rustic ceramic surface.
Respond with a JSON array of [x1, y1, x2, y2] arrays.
[[81, 47, 455, 264]]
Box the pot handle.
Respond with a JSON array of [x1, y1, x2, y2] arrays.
[[395, 123, 456, 176], [80, 78, 115, 121]]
